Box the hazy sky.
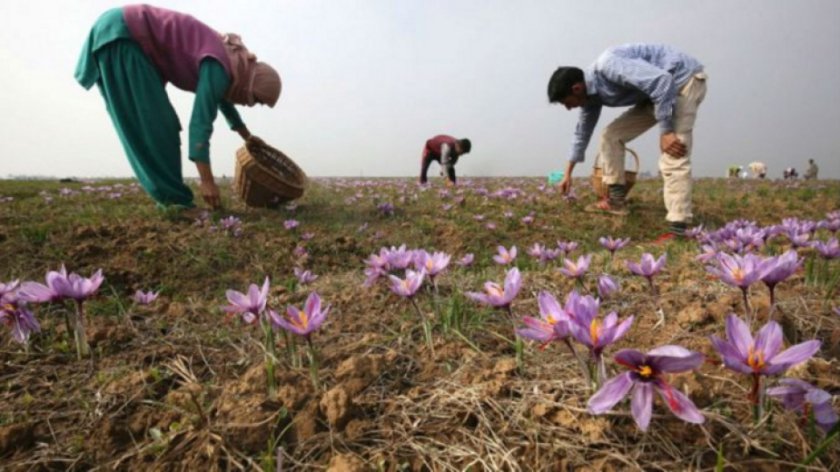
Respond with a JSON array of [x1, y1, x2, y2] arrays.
[[1, 0, 839, 180]]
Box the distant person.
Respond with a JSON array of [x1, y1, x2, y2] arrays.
[[804, 159, 819, 180], [75, 5, 281, 210], [748, 161, 767, 179], [727, 165, 741, 179], [784, 167, 799, 180], [419, 135, 472, 186], [548, 43, 707, 240]]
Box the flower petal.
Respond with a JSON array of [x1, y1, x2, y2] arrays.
[[588, 372, 634, 414], [631, 383, 654, 431], [656, 382, 705, 424], [754, 321, 783, 359], [725, 314, 753, 359], [768, 340, 821, 369]]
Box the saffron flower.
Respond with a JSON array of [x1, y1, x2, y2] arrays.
[[569, 305, 634, 360], [270, 292, 330, 338], [626, 253, 667, 294], [710, 314, 821, 377], [706, 252, 762, 315], [710, 314, 821, 417], [283, 219, 300, 230], [758, 250, 801, 308], [0, 291, 41, 345], [493, 245, 517, 265], [767, 378, 838, 433], [223, 277, 270, 324], [516, 291, 571, 343], [415, 251, 451, 279], [556, 240, 579, 258], [599, 236, 631, 257], [19, 265, 70, 303], [597, 274, 620, 299], [466, 268, 522, 310], [132, 289, 159, 305], [560, 254, 592, 281], [588, 345, 705, 431], [813, 238, 840, 260], [294, 267, 318, 285], [388, 270, 425, 298], [456, 253, 475, 267]]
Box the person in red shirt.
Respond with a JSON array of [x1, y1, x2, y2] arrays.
[[419, 135, 472, 185]]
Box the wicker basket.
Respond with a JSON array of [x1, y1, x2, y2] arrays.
[[233, 140, 306, 208], [591, 147, 640, 200]]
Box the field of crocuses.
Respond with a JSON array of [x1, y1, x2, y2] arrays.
[[1, 176, 839, 471]]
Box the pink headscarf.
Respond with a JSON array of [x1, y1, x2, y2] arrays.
[[222, 33, 281, 107]]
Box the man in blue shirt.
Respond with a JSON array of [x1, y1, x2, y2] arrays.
[[548, 43, 707, 240]]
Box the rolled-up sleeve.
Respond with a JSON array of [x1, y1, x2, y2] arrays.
[[569, 104, 601, 163], [189, 58, 235, 163]]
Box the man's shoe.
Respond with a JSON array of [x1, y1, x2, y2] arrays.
[[584, 199, 629, 216], [653, 232, 677, 244]]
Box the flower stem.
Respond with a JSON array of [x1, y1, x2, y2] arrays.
[[742, 288, 752, 325], [262, 318, 277, 397], [504, 305, 523, 371], [306, 337, 320, 391], [750, 373, 764, 424], [73, 300, 90, 360], [410, 298, 434, 355], [564, 338, 591, 388]]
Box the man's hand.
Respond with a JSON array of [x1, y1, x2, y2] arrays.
[[199, 179, 222, 209], [559, 175, 573, 195], [660, 132, 687, 158]]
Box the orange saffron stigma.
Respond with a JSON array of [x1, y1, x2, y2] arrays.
[[638, 365, 653, 377], [291, 310, 309, 330], [746, 346, 765, 371], [590, 320, 600, 345]]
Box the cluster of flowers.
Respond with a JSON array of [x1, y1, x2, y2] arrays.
[[193, 212, 244, 237]]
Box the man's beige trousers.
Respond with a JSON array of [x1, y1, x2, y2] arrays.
[[598, 73, 707, 223]]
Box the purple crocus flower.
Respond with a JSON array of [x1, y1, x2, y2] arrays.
[[415, 251, 451, 278], [710, 314, 820, 377], [767, 378, 838, 433], [493, 245, 517, 265], [61, 269, 105, 302], [706, 252, 763, 314], [597, 274, 620, 299], [456, 253, 475, 267], [294, 267, 319, 285], [270, 292, 330, 338], [569, 306, 634, 360], [559, 254, 592, 281], [388, 269, 425, 298], [385, 244, 413, 270], [599, 236, 631, 256], [588, 345, 705, 431], [283, 219, 300, 230], [695, 244, 719, 264], [224, 277, 270, 324], [515, 291, 571, 343], [556, 240, 579, 258], [0, 280, 20, 301], [132, 289, 159, 305], [19, 265, 71, 303], [626, 253, 666, 294], [813, 238, 840, 259], [0, 290, 41, 344], [466, 267, 522, 309], [758, 250, 801, 307]]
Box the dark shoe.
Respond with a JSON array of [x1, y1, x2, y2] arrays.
[[584, 199, 629, 216]]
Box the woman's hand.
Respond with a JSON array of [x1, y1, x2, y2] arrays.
[[199, 179, 221, 209]]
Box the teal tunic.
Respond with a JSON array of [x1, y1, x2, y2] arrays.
[[75, 8, 245, 206]]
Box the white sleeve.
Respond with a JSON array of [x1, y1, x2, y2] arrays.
[[440, 143, 452, 165]]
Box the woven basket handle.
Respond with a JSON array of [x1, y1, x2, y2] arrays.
[[592, 147, 641, 171]]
